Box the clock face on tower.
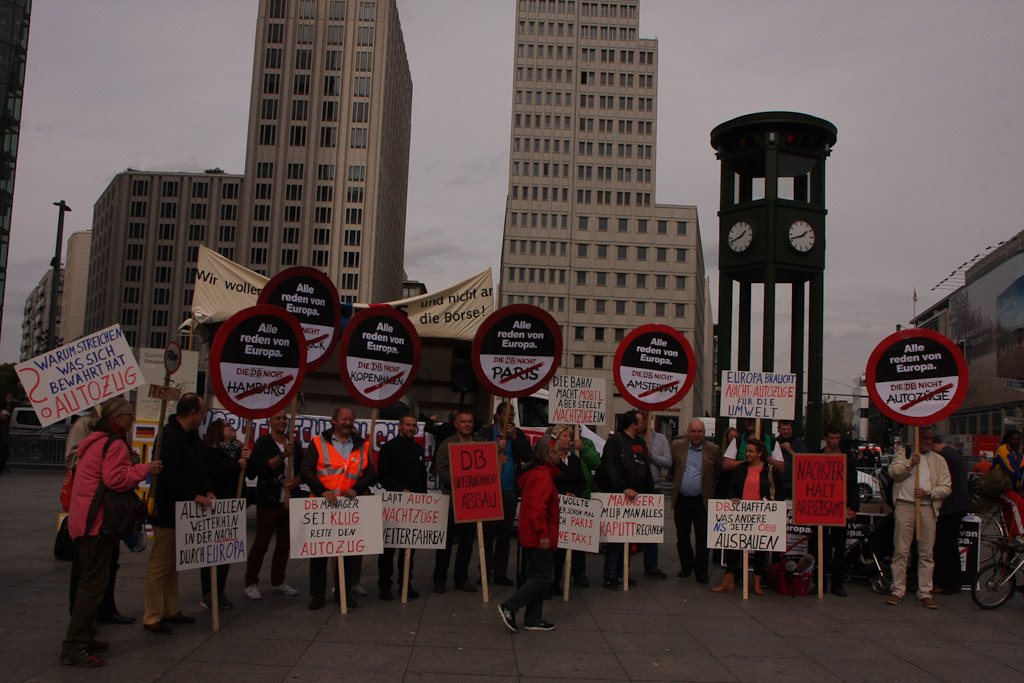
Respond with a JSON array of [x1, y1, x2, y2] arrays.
[[788, 220, 815, 253], [727, 221, 754, 253]]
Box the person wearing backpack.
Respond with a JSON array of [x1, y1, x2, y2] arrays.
[[60, 398, 162, 668]]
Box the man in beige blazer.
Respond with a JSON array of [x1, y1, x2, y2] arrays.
[[671, 419, 722, 584]]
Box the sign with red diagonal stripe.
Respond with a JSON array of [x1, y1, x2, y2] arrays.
[[210, 305, 306, 418], [339, 306, 422, 409], [257, 266, 342, 372], [472, 304, 562, 398], [613, 325, 696, 411], [866, 328, 968, 425]]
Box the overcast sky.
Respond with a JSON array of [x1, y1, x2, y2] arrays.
[[5, 0, 1024, 402]]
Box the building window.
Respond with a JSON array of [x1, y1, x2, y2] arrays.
[[575, 299, 586, 313], [259, 124, 277, 145], [675, 276, 686, 290], [573, 355, 584, 369], [676, 249, 687, 262], [326, 24, 344, 45], [353, 76, 371, 96], [357, 26, 374, 45], [131, 180, 149, 196], [675, 303, 687, 317], [290, 125, 307, 146], [250, 248, 268, 265], [218, 225, 235, 242], [348, 127, 367, 148], [615, 301, 626, 315], [593, 356, 604, 369], [222, 183, 238, 199], [677, 221, 687, 235]]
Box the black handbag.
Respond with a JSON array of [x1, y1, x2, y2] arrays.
[[84, 436, 147, 537]]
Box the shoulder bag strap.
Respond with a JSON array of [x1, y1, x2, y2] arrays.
[[83, 434, 119, 530]]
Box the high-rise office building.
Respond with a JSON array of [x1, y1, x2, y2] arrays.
[[84, 170, 244, 349], [83, 0, 413, 350], [499, 0, 711, 424], [0, 0, 30, 338], [238, 0, 413, 303], [20, 230, 90, 360]]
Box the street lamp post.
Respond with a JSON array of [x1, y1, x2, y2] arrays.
[[47, 200, 71, 352]]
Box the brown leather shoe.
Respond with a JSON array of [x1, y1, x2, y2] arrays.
[[457, 580, 478, 593], [753, 575, 764, 596]]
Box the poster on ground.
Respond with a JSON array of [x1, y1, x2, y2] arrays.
[[557, 495, 602, 552], [174, 498, 248, 570], [15, 325, 144, 428], [289, 495, 384, 558], [592, 493, 665, 543], [707, 499, 786, 551], [719, 371, 798, 421], [381, 491, 449, 549]]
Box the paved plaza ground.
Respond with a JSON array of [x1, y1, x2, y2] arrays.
[[2, 470, 1022, 682]]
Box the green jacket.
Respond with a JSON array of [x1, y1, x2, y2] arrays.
[[577, 437, 601, 498]]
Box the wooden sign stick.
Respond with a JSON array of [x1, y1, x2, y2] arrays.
[[818, 528, 824, 600], [401, 548, 411, 603], [563, 550, 572, 602], [236, 419, 255, 499], [286, 395, 298, 508], [338, 556, 348, 615], [211, 570, 220, 632], [914, 425, 921, 542], [477, 521, 490, 603], [742, 552, 749, 600], [146, 370, 172, 516]]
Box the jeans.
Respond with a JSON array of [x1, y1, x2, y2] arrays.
[[604, 542, 658, 581], [503, 547, 553, 626]]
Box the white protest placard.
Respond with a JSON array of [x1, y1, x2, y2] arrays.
[[548, 374, 607, 426], [719, 371, 797, 420], [557, 495, 602, 552], [707, 499, 786, 551], [174, 498, 248, 570], [15, 324, 144, 428], [592, 492, 665, 543], [290, 495, 384, 558], [381, 491, 449, 549]]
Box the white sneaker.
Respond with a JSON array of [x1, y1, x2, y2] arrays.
[[244, 585, 262, 600], [351, 583, 367, 596], [271, 582, 299, 596]]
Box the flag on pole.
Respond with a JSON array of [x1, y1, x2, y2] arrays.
[[913, 288, 917, 303]]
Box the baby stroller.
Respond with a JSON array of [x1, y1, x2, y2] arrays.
[[845, 513, 895, 594], [845, 466, 895, 594]]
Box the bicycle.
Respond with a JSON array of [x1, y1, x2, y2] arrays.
[[971, 537, 1024, 609]]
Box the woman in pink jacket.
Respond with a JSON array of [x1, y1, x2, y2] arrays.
[[60, 398, 161, 668]]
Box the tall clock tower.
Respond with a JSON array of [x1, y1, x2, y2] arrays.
[[711, 112, 837, 443]]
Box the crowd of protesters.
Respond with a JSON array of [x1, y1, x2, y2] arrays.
[[55, 397, 991, 667]]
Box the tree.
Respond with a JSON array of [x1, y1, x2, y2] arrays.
[[821, 396, 852, 439]]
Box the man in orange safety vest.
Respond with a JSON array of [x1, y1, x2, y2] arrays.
[[301, 406, 376, 610]]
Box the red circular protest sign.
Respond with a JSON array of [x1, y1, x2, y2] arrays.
[[472, 304, 562, 398], [258, 266, 342, 372], [613, 325, 696, 410], [865, 328, 968, 426], [339, 306, 422, 409], [210, 305, 307, 419], [164, 341, 182, 376]]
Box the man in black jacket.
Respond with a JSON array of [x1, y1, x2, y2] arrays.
[[377, 413, 427, 600], [143, 393, 213, 635], [600, 410, 656, 590], [244, 410, 303, 600], [477, 402, 531, 587], [933, 436, 970, 594], [811, 424, 860, 597]]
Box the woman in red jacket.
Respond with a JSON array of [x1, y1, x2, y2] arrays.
[[60, 398, 162, 667], [498, 425, 565, 632]]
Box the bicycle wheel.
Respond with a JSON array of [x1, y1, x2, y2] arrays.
[[975, 512, 1005, 565], [971, 563, 1016, 609]]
